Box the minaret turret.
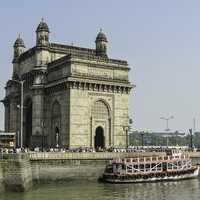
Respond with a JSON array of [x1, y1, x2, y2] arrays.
[[95, 29, 108, 57], [36, 18, 49, 47], [13, 35, 25, 62]]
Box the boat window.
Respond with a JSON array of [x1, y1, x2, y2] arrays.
[[168, 164, 172, 169], [133, 158, 137, 162], [163, 162, 167, 171], [117, 164, 122, 171], [134, 165, 138, 169], [178, 161, 182, 166], [152, 157, 156, 161], [173, 165, 177, 169], [140, 164, 144, 171], [122, 164, 126, 170], [151, 163, 155, 167], [105, 166, 113, 173], [113, 164, 117, 173], [139, 158, 144, 162], [145, 164, 150, 169]]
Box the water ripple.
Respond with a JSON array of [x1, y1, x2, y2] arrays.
[[1, 178, 200, 200]]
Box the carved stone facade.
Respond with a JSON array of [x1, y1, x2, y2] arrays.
[[2, 20, 133, 148]]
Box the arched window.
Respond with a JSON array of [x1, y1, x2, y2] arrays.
[[92, 100, 109, 119], [52, 101, 61, 118]]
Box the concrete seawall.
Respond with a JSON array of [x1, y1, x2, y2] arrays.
[[3, 151, 200, 192], [31, 159, 108, 182], [0, 152, 164, 191], [30, 152, 164, 182], [0, 154, 32, 192], [0, 160, 4, 192]]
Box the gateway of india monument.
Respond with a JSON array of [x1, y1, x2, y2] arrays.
[[2, 20, 133, 149]]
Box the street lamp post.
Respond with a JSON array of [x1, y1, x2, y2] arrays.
[[160, 116, 174, 147], [12, 79, 25, 149], [17, 130, 20, 147], [123, 126, 129, 148], [123, 118, 133, 148], [160, 116, 174, 132]]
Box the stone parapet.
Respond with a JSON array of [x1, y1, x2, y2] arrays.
[[28, 152, 165, 160]]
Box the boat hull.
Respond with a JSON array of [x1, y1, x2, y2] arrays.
[[102, 167, 199, 183]]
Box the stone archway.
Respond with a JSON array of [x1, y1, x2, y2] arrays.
[[24, 98, 32, 147], [94, 126, 105, 149], [55, 126, 60, 148], [91, 100, 111, 148], [51, 101, 61, 147]]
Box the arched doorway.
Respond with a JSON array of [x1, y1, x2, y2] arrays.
[[91, 100, 111, 148], [51, 101, 61, 147], [94, 126, 105, 149], [55, 126, 60, 148], [24, 98, 32, 147]]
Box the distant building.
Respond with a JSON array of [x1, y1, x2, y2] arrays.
[[151, 131, 186, 137], [2, 20, 133, 148]]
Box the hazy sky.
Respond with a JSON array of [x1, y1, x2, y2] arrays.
[[0, 0, 200, 133]]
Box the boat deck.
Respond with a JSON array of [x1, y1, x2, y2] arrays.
[[106, 154, 192, 175]]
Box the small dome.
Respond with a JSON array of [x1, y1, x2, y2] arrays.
[[14, 36, 25, 48], [36, 19, 49, 32], [95, 29, 108, 42]]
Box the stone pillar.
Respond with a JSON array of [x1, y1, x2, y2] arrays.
[[5, 104, 9, 132], [2, 99, 10, 132], [31, 87, 45, 147], [9, 98, 18, 132]]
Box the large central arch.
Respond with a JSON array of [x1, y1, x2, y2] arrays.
[[91, 100, 111, 149], [94, 126, 105, 149]]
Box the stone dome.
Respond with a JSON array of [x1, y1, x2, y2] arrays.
[[95, 29, 108, 42], [36, 19, 49, 32], [14, 36, 25, 48]]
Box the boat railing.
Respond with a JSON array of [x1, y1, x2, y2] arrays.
[[112, 154, 189, 164]]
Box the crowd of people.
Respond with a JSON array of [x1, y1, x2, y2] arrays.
[[0, 145, 189, 154]]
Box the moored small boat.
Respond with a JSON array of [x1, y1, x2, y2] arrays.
[[102, 154, 199, 183]]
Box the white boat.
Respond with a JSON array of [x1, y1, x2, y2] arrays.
[[102, 154, 199, 183]]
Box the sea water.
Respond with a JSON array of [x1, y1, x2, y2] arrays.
[[1, 178, 200, 200]]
